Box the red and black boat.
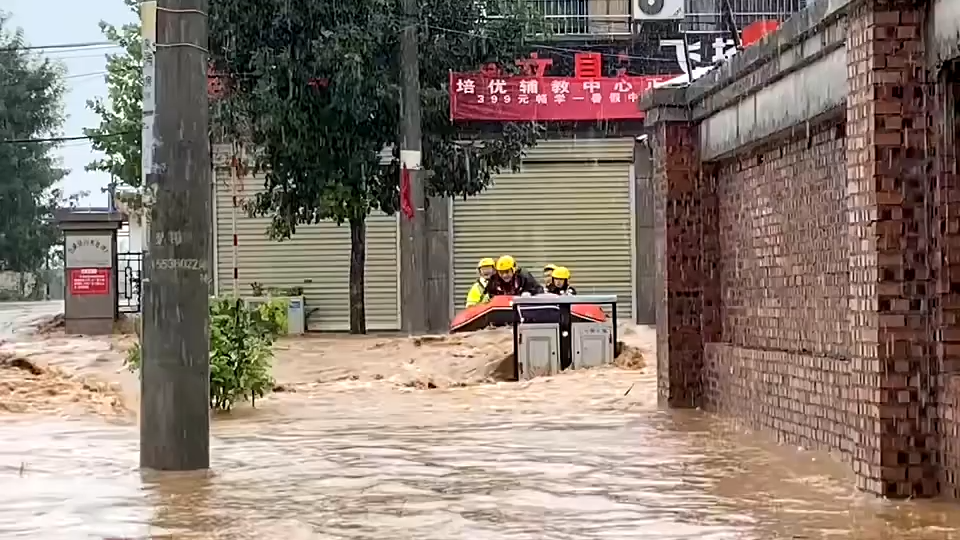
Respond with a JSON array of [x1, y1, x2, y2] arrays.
[[449, 294, 606, 333]]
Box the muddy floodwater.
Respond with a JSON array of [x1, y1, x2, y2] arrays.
[[2, 302, 960, 539]]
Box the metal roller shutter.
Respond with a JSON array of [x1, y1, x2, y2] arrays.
[[452, 138, 635, 320], [213, 170, 400, 332]]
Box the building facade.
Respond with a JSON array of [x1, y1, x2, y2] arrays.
[[211, 0, 809, 332]]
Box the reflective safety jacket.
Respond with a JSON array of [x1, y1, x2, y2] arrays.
[[465, 277, 490, 308]]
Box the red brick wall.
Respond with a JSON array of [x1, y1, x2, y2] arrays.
[[652, 121, 705, 408], [654, 0, 952, 499], [713, 121, 848, 357], [702, 119, 859, 462], [935, 66, 960, 498]]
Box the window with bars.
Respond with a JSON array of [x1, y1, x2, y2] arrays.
[[535, 0, 590, 35]]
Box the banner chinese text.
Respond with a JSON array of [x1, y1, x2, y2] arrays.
[[449, 74, 676, 121]]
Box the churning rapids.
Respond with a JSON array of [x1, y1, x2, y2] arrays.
[[1, 301, 960, 539]]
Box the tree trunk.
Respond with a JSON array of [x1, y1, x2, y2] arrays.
[[348, 216, 367, 334]]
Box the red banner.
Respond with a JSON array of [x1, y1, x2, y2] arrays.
[[69, 268, 110, 296], [449, 74, 677, 121]]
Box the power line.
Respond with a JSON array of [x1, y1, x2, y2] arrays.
[[0, 41, 116, 53], [55, 49, 125, 61], [65, 71, 107, 80], [0, 132, 134, 145]]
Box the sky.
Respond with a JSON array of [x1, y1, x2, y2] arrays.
[[8, 0, 135, 206]]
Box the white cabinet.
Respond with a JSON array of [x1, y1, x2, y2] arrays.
[[517, 323, 560, 380], [572, 322, 614, 369]]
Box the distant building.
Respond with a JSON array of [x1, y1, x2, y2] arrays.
[[212, 0, 809, 331]]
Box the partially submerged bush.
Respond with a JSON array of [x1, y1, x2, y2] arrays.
[[124, 296, 287, 411]]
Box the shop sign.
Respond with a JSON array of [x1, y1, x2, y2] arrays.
[[69, 268, 110, 296], [65, 235, 113, 268], [449, 74, 673, 121]]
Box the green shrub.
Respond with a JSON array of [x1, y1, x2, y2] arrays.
[[124, 296, 287, 411], [251, 298, 288, 337]]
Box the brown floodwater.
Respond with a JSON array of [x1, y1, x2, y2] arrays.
[[2, 301, 960, 539]]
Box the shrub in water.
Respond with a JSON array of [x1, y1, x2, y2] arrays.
[[125, 296, 287, 411]]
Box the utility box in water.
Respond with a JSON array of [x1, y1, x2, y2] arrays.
[[573, 322, 614, 369], [511, 295, 619, 381], [516, 323, 560, 380]]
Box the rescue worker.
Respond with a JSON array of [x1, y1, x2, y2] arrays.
[[546, 266, 577, 295], [465, 257, 496, 308], [543, 264, 556, 281], [484, 255, 542, 297]]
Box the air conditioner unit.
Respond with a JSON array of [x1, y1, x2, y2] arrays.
[[633, 0, 684, 20]]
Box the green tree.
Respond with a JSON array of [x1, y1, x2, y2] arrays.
[[83, 0, 142, 192], [209, 0, 544, 333], [0, 14, 69, 293]]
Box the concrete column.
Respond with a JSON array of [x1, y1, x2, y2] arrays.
[[644, 94, 709, 409], [425, 196, 451, 333], [633, 140, 657, 325], [845, 0, 937, 498], [55, 209, 125, 335]]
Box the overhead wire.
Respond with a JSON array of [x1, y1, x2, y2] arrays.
[[0, 132, 135, 145], [0, 40, 117, 53]]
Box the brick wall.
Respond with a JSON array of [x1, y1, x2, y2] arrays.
[[935, 65, 960, 498], [652, 121, 705, 408], [714, 122, 848, 357], [649, 0, 960, 499], [702, 118, 856, 457]]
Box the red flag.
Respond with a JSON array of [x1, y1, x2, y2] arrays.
[[400, 166, 414, 220]]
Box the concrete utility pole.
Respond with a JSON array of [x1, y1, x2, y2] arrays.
[[399, 0, 429, 335], [140, 0, 211, 471]]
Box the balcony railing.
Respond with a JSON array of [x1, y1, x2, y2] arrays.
[[682, 0, 808, 32], [489, 0, 806, 39]]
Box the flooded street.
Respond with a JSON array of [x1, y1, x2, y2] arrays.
[[2, 303, 960, 538]]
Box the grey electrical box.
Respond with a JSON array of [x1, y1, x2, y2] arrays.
[[572, 322, 614, 369], [517, 323, 560, 380]]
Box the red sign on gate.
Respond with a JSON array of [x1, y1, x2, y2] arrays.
[[449, 73, 675, 121], [69, 268, 110, 296]]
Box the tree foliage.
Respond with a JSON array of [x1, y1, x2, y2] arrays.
[[208, 0, 545, 236], [0, 14, 69, 277], [83, 0, 142, 189]]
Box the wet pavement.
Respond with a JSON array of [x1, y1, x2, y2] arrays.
[[2, 301, 960, 539]]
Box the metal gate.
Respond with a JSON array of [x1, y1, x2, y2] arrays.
[[117, 251, 143, 313]]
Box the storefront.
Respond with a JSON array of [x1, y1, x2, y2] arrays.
[[211, 147, 400, 332], [451, 138, 637, 321]]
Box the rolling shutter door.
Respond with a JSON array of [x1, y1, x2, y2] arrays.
[[453, 138, 634, 320], [213, 171, 400, 331]]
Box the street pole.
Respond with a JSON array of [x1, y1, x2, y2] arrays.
[[399, 0, 429, 335], [140, 0, 211, 471]]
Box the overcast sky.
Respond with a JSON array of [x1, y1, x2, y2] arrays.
[[8, 0, 135, 206]]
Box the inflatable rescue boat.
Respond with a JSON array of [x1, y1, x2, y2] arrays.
[[449, 294, 607, 333]]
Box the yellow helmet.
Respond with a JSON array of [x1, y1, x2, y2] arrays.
[[495, 255, 516, 271], [543, 264, 556, 273], [552, 266, 570, 280], [477, 257, 495, 269]]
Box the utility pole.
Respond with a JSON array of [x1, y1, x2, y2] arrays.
[[140, 0, 211, 471], [399, 0, 429, 335]]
